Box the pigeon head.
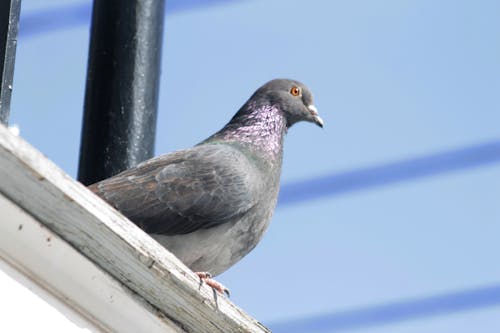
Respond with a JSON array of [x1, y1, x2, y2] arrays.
[[251, 79, 324, 128], [207, 79, 323, 158]]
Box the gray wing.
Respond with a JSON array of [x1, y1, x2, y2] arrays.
[[89, 144, 261, 235]]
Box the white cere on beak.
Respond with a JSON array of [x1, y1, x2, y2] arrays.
[[308, 105, 324, 128]]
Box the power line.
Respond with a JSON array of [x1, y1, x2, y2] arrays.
[[19, 3, 90, 38], [17, 4, 500, 332], [19, 5, 500, 208], [278, 139, 500, 206], [270, 284, 500, 332], [19, 0, 243, 38]]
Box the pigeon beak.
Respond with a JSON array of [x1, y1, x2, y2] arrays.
[[308, 105, 324, 128]]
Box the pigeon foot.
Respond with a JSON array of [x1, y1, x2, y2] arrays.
[[195, 272, 230, 297]]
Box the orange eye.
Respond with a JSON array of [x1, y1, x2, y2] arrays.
[[290, 86, 301, 96]]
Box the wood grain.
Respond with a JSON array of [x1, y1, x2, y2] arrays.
[[0, 124, 270, 333]]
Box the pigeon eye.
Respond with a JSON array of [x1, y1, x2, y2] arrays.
[[290, 86, 301, 96]]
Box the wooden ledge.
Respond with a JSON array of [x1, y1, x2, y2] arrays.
[[0, 124, 270, 333]]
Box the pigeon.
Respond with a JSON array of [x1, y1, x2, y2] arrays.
[[88, 79, 323, 295]]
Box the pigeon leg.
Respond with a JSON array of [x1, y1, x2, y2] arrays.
[[195, 272, 230, 297]]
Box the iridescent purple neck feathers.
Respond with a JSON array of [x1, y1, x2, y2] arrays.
[[208, 103, 287, 160]]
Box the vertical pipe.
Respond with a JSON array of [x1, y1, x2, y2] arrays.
[[78, 0, 165, 185], [0, 0, 21, 125]]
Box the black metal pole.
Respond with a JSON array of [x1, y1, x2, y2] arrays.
[[78, 0, 165, 185], [0, 0, 21, 125]]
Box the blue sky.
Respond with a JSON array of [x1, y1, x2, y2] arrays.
[[7, 0, 500, 332]]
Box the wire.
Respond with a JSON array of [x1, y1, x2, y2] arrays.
[[279, 139, 500, 206], [19, 0, 243, 38], [270, 284, 500, 332], [19, 5, 500, 209], [18, 4, 500, 332], [19, 3, 89, 37]]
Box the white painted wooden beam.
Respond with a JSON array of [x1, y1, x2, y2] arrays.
[[0, 193, 179, 332], [0, 124, 270, 333]]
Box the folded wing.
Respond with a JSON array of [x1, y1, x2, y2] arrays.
[[89, 144, 261, 235]]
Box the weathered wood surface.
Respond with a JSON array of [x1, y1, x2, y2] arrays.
[[0, 124, 270, 333], [0, 193, 180, 332]]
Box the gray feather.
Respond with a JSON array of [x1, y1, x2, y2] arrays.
[[88, 78, 323, 276]]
